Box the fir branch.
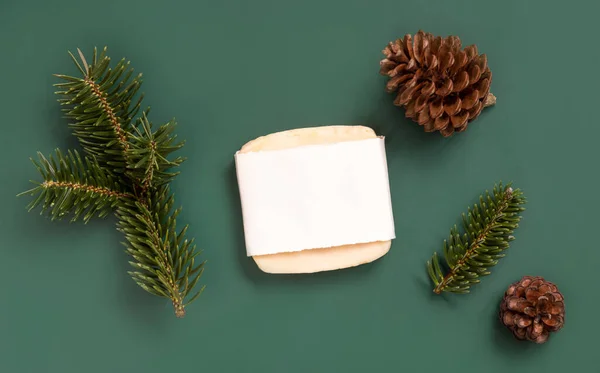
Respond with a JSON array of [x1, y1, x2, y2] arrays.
[[126, 112, 185, 193], [427, 182, 526, 294], [18, 149, 131, 223], [54, 46, 144, 175], [20, 46, 205, 318], [115, 185, 205, 318]]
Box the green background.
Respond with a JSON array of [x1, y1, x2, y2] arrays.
[[0, 0, 593, 372]]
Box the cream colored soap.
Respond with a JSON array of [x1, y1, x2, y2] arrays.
[[238, 125, 392, 274]]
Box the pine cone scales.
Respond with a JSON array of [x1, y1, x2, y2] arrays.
[[380, 31, 495, 137], [499, 276, 565, 344]]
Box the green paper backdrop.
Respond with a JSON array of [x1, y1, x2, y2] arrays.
[[0, 0, 593, 372]]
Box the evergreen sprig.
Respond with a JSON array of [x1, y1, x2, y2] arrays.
[[426, 182, 526, 294], [115, 185, 204, 318], [18, 149, 130, 223], [125, 112, 185, 191], [19, 47, 205, 318], [54, 47, 143, 176]]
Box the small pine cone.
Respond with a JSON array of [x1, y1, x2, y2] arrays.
[[499, 276, 565, 344], [379, 30, 495, 137]]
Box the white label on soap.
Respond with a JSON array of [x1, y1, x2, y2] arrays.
[[234, 137, 395, 256]]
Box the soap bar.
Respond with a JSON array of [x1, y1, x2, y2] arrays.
[[235, 125, 394, 274]]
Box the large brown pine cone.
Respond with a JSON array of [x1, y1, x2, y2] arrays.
[[379, 31, 495, 137], [499, 276, 565, 344]]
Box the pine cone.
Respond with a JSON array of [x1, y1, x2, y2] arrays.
[[499, 276, 565, 344], [379, 31, 495, 137]]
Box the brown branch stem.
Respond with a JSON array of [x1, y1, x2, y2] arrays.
[[42, 181, 132, 199], [139, 208, 186, 318], [140, 141, 156, 194], [84, 77, 130, 152]]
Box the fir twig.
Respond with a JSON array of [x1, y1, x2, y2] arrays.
[[426, 182, 526, 294], [126, 112, 185, 193], [116, 186, 205, 318], [19, 47, 205, 318], [55, 47, 144, 176], [17, 149, 131, 223]]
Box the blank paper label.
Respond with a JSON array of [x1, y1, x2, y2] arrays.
[[234, 137, 395, 256]]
